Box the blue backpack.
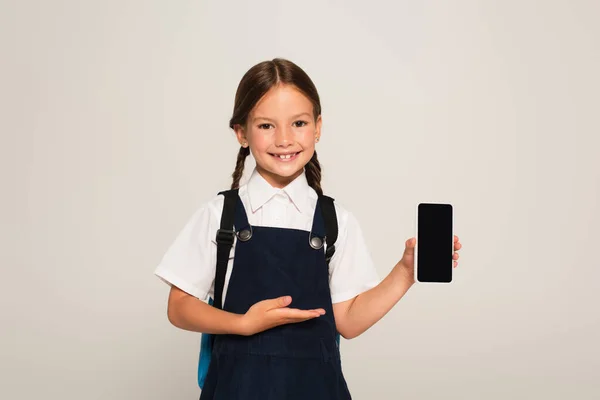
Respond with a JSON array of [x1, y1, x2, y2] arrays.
[[197, 189, 340, 388]]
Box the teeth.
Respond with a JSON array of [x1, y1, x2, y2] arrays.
[[278, 153, 295, 159]]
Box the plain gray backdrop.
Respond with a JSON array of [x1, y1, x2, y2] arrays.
[[2, 0, 599, 399]]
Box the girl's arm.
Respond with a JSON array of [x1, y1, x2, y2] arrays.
[[167, 286, 326, 335], [332, 262, 414, 340], [167, 286, 246, 334], [333, 236, 461, 339]]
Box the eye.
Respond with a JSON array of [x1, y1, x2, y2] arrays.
[[293, 120, 308, 128], [258, 123, 273, 129]]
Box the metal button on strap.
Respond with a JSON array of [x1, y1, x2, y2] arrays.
[[237, 229, 252, 241], [310, 236, 324, 250]]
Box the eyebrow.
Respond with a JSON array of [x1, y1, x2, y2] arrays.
[[252, 112, 312, 123]]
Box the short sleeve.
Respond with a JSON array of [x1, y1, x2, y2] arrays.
[[328, 206, 381, 304], [154, 200, 220, 301]]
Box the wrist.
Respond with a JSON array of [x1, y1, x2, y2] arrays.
[[231, 313, 250, 336], [393, 261, 415, 286]]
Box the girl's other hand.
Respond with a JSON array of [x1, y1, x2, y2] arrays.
[[238, 296, 325, 336], [397, 235, 462, 282]]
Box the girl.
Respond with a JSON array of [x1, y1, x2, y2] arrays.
[[155, 58, 462, 399]]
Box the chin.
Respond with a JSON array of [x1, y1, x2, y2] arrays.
[[267, 166, 304, 178], [258, 162, 305, 184]]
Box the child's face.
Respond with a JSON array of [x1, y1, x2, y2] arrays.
[[235, 84, 321, 188]]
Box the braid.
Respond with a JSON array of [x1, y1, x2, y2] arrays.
[[305, 151, 323, 196], [231, 146, 250, 189]]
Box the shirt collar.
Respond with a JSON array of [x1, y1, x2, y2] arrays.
[[247, 168, 312, 214]]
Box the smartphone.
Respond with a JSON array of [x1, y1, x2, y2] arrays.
[[415, 203, 454, 284]]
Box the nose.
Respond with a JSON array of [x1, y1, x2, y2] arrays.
[[274, 126, 294, 147]]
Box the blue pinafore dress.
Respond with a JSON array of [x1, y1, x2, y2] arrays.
[[199, 193, 352, 400]]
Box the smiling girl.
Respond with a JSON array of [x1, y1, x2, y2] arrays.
[[155, 58, 462, 399]]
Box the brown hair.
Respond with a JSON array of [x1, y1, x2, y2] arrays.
[[229, 58, 324, 196]]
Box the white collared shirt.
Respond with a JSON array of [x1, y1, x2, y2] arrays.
[[154, 168, 381, 304]]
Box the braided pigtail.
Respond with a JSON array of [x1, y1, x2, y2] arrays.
[[304, 151, 323, 196], [231, 146, 250, 189]]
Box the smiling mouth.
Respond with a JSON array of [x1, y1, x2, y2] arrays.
[[270, 151, 301, 161]]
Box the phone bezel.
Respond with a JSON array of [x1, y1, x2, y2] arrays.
[[414, 202, 454, 284]]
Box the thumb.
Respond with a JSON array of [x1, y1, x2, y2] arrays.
[[403, 238, 416, 257], [269, 295, 292, 309]]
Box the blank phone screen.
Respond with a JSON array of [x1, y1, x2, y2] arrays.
[[417, 203, 453, 283]]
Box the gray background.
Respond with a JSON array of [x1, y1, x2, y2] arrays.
[[2, 0, 599, 399]]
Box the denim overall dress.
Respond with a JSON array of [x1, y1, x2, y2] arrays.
[[199, 192, 352, 400]]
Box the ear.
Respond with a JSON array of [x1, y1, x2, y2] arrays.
[[233, 124, 248, 147], [315, 115, 322, 142]]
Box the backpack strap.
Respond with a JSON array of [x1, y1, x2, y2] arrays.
[[319, 195, 338, 264], [213, 189, 239, 310], [318, 194, 342, 346], [198, 189, 238, 389], [198, 188, 241, 389]]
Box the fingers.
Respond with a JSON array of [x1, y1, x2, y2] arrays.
[[454, 235, 462, 250], [274, 307, 326, 321], [262, 296, 325, 321], [453, 236, 462, 268], [244, 299, 326, 335], [453, 245, 460, 268]]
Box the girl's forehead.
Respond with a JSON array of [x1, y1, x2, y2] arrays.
[[252, 84, 313, 117]]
